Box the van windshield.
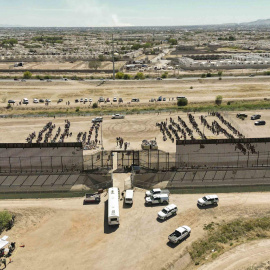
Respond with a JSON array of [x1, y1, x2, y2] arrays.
[[162, 209, 168, 214]]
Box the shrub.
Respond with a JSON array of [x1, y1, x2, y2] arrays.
[[0, 211, 13, 233], [23, 71, 32, 79], [215, 95, 223, 106], [75, 107, 80, 112], [177, 98, 188, 106], [190, 86, 193, 89], [92, 103, 98, 109], [123, 74, 131, 80], [161, 72, 168, 79], [134, 72, 145, 80], [218, 71, 223, 77], [206, 73, 212, 77], [201, 73, 206, 78], [116, 72, 124, 79]]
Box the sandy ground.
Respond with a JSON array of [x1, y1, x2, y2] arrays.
[[1, 77, 270, 108], [0, 111, 269, 153], [1, 191, 270, 270]]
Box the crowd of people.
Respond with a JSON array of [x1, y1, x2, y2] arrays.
[[77, 122, 100, 148]]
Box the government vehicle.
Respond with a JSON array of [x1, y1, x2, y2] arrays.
[[108, 187, 120, 225], [131, 98, 140, 102], [197, 195, 219, 207], [92, 117, 103, 123], [111, 114, 125, 119], [22, 98, 29, 104], [251, 114, 261, 120], [157, 204, 177, 220], [168, 226, 191, 244], [8, 100, 15, 104], [33, 99, 39, 103], [145, 194, 169, 205], [255, 120, 266, 126], [83, 193, 100, 204], [145, 188, 170, 197]]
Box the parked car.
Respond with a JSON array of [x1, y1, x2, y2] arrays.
[[39, 99, 45, 103], [177, 96, 186, 100], [33, 99, 39, 103], [163, 97, 166, 101], [92, 117, 103, 123], [157, 96, 162, 101], [236, 113, 248, 118], [45, 99, 51, 103], [8, 100, 15, 104], [75, 99, 79, 103], [111, 114, 125, 119], [80, 98, 84, 102], [197, 195, 219, 207], [99, 97, 105, 102], [145, 188, 170, 197], [145, 194, 169, 205], [157, 77, 162, 80], [119, 98, 123, 103], [14, 78, 19, 81], [106, 98, 110, 102], [255, 120, 266, 126], [168, 226, 191, 244], [131, 98, 140, 102], [84, 98, 88, 102], [157, 204, 177, 220], [57, 99, 63, 103], [89, 98, 93, 102], [83, 193, 100, 204], [113, 97, 118, 102], [251, 114, 261, 120]]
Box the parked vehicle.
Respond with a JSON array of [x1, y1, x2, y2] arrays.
[[113, 97, 118, 102], [197, 195, 219, 207], [8, 100, 15, 104], [145, 188, 170, 197], [75, 99, 79, 103], [255, 120, 266, 126], [106, 98, 110, 102], [108, 187, 120, 225], [22, 98, 29, 104], [119, 98, 123, 103], [57, 99, 63, 103], [177, 96, 186, 100], [47, 79, 52, 82], [163, 97, 166, 101], [39, 99, 45, 103], [80, 98, 84, 102], [33, 98, 39, 103], [157, 96, 162, 101], [145, 194, 169, 205], [92, 117, 103, 123], [89, 98, 93, 102], [157, 204, 177, 220], [83, 193, 100, 204], [236, 113, 248, 118], [84, 98, 88, 102], [99, 97, 105, 102], [125, 190, 134, 205], [131, 98, 140, 102], [168, 226, 191, 244], [251, 114, 261, 120], [111, 114, 125, 119], [157, 77, 162, 80], [45, 99, 51, 103]]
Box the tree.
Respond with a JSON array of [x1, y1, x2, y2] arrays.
[[215, 95, 223, 106], [206, 73, 212, 77], [201, 73, 206, 78], [23, 71, 32, 79], [88, 60, 101, 70], [92, 103, 98, 109], [134, 72, 145, 80], [218, 71, 223, 77], [98, 55, 105, 61], [177, 98, 188, 106], [168, 38, 177, 45], [116, 72, 124, 79]]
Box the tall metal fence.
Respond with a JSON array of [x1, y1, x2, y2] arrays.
[[83, 151, 113, 171]]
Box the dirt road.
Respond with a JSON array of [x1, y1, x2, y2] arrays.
[[0, 192, 270, 270]]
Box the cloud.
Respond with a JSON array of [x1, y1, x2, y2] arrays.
[[65, 0, 132, 27]]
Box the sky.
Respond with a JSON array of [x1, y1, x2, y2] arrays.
[[0, 0, 269, 27]]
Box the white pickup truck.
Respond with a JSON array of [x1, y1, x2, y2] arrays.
[[197, 195, 219, 207], [111, 114, 125, 119], [145, 194, 169, 205], [168, 226, 191, 244], [145, 188, 170, 197]]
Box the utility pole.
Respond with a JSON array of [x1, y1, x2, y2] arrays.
[[101, 121, 104, 150], [112, 34, 115, 80]]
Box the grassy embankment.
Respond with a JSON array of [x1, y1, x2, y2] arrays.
[[189, 216, 270, 265], [0, 211, 13, 233], [1, 99, 270, 117]]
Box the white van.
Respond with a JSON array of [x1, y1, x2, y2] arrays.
[[125, 190, 134, 205], [23, 98, 29, 104], [177, 96, 186, 100], [108, 187, 120, 225]]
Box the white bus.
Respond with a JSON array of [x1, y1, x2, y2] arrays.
[[108, 187, 120, 226]]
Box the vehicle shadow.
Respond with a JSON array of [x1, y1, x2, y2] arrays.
[[166, 234, 190, 248], [156, 214, 176, 223], [123, 200, 132, 209], [145, 203, 167, 208], [197, 204, 218, 210], [104, 200, 119, 234]]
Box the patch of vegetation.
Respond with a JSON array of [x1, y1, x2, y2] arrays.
[[215, 95, 223, 106], [32, 36, 63, 44], [189, 217, 270, 264], [23, 71, 32, 79], [0, 211, 13, 233], [177, 98, 188, 107]]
